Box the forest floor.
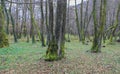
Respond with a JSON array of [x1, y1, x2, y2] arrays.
[[0, 36, 120, 74]]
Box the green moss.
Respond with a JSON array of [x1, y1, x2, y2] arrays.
[[0, 32, 9, 48], [45, 40, 65, 61], [45, 40, 58, 61], [91, 43, 101, 53], [0, 6, 9, 48], [60, 43, 65, 58]]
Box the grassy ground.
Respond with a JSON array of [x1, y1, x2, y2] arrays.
[[0, 36, 120, 74]]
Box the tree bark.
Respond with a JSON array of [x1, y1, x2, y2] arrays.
[[46, 0, 67, 61], [91, 0, 107, 53], [40, 0, 46, 46], [0, 2, 9, 48]]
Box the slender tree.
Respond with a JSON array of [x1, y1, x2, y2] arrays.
[[109, 4, 120, 43], [15, 0, 19, 38], [66, 0, 71, 42], [9, 0, 18, 43], [75, 0, 81, 41], [40, 0, 46, 46], [29, 0, 36, 43], [80, 0, 85, 44], [45, 0, 50, 45]]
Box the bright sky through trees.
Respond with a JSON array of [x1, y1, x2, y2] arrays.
[[70, 0, 87, 6]]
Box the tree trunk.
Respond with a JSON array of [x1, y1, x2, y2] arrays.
[[0, 4, 9, 48], [46, 0, 67, 61], [40, 0, 46, 47], [66, 0, 71, 42], [75, 0, 81, 41], [29, 0, 35, 43], [9, 0, 18, 43], [45, 0, 50, 45], [91, 0, 107, 53]]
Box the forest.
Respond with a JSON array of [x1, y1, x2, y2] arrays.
[[0, 0, 120, 74]]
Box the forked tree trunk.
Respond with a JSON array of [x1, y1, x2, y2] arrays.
[[91, 0, 107, 53], [46, 0, 67, 61]]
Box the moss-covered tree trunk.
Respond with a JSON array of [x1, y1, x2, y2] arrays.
[[45, 0, 56, 61], [1, 0, 9, 35], [91, 0, 106, 53], [45, 0, 67, 61], [109, 4, 120, 43], [0, 5, 9, 48], [29, 0, 35, 43]]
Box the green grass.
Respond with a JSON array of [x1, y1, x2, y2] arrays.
[[0, 36, 120, 74], [0, 42, 46, 70]]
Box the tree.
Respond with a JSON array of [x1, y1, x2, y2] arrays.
[[1, 0, 9, 35], [75, 0, 81, 41], [45, 0, 49, 45], [80, 0, 85, 44], [9, 0, 18, 43], [45, 0, 67, 61], [84, 0, 90, 41], [29, 0, 36, 43], [109, 4, 120, 43], [66, 0, 71, 42], [15, 0, 19, 38], [0, 0, 9, 48], [91, 0, 107, 53], [40, 0, 46, 46]]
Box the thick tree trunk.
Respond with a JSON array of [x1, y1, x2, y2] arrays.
[[46, 0, 67, 61], [0, 5, 9, 48], [1, 0, 9, 35], [46, 0, 56, 61], [91, 0, 107, 53]]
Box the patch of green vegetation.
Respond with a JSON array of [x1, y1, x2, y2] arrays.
[[0, 42, 46, 70], [0, 35, 120, 74]]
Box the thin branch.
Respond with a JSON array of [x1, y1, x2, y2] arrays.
[[5, 0, 41, 4]]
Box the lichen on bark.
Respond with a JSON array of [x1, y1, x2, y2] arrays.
[[0, 6, 9, 48]]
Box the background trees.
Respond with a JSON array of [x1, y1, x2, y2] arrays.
[[0, 0, 120, 58]]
